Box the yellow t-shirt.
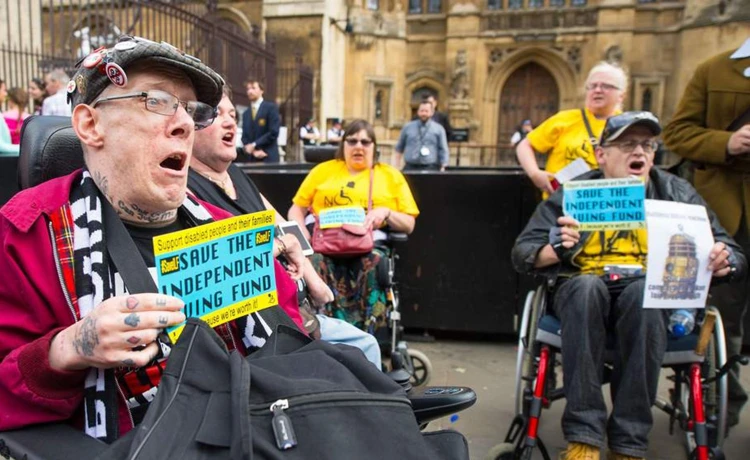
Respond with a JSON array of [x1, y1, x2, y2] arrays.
[[526, 108, 609, 175], [292, 160, 420, 217], [574, 229, 648, 275]]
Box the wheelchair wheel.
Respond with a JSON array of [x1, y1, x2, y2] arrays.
[[407, 348, 432, 387], [486, 442, 515, 460], [515, 286, 544, 416], [680, 307, 728, 456]]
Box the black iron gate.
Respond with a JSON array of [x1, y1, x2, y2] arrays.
[[276, 55, 314, 163], [1, 0, 275, 107]]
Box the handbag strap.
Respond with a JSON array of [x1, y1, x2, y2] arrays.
[[727, 105, 750, 132], [581, 108, 598, 147], [367, 167, 374, 212]]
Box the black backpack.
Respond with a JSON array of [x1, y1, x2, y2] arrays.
[[101, 318, 469, 460]]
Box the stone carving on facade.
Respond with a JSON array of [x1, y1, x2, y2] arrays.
[[451, 49, 470, 99], [604, 45, 623, 65], [489, 48, 504, 65], [567, 46, 581, 73]]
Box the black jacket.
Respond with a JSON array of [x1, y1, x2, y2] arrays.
[[511, 167, 746, 282]]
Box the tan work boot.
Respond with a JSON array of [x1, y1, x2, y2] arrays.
[[559, 442, 600, 460], [606, 451, 645, 460]]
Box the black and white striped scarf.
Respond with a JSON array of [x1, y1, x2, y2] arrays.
[[70, 171, 275, 442]]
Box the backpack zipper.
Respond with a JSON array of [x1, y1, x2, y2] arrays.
[[253, 392, 412, 451]]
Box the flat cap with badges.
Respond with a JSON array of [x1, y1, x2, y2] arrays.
[[67, 35, 225, 109]]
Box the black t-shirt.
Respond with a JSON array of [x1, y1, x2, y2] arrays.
[[187, 164, 265, 217], [123, 218, 187, 267]]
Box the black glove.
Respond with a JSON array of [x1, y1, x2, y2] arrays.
[[549, 227, 567, 261]]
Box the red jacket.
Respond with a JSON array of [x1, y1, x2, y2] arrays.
[[0, 170, 303, 436]]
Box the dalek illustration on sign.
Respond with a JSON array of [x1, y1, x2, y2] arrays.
[[659, 225, 699, 299]]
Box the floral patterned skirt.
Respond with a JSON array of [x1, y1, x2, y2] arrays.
[[311, 247, 389, 334]]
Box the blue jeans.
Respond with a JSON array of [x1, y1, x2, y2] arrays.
[[552, 276, 667, 458], [317, 314, 382, 368]]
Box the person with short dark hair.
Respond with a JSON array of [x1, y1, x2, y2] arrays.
[[512, 111, 744, 460], [510, 119, 533, 147], [300, 118, 321, 146], [241, 78, 281, 162], [327, 118, 344, 145], [425, 94, 452, 141], [395, 100, 449, 172]]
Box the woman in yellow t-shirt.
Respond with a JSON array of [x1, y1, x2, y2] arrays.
[[516, 61, 627, 197], [288, 119, 420, 333]]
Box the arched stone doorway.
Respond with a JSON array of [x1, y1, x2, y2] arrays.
[[498, 62, 559, 146]]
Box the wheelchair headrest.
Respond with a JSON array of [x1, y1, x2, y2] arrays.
[[18, 115, 84, 190], [303, 145, 337, 164]]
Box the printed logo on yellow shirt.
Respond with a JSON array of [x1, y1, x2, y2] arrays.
[[576, 229, 648, 275], [564, 140, 596, 167]]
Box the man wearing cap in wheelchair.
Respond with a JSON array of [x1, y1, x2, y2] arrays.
[[511, 111, 746, 460], [0, 36, 312, 442]]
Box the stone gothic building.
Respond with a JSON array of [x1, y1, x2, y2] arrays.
[[253, 0, 749, 162]]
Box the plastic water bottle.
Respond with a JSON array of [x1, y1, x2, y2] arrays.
[[668, 309, 696, 337]]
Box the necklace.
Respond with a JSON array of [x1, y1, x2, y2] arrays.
[[200, 171, 236, 199]]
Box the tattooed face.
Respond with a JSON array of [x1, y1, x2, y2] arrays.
[[82, 67, 197, 224]]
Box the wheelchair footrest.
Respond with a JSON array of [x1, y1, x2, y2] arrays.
[[409, 386, 477, 426]]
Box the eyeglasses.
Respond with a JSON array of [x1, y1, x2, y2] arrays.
[[92, 90, 217, 130], [345, 138, 373, 147], [586, 82, 620, 92], [605, 140, 658, 154]]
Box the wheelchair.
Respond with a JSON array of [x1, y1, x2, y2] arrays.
[[300, 209, 433, 387], [488, 283, 748, 460], [374, 234, 433, 388], [0, 116, 472, 460]]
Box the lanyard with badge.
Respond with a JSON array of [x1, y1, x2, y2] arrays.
[[418, 121, 431, 157]]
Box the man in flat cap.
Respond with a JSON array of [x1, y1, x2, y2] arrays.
[[513, 112, 744, 460], [0, 36, 305, 441]]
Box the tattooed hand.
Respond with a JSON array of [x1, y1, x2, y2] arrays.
[[49, 293, 186, 371]]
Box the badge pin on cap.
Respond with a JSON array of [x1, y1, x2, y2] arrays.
[[82, 51, 103, 69], [105, 62, 128, 87], [75, 74, 87, 97], [66, 79, 77, 94], [114, 40, 137, 52]]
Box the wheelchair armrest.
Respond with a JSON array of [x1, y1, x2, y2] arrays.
[[0, 423, 107, 460], [387, 232, 409, 243], [408, 386, 477, 426]]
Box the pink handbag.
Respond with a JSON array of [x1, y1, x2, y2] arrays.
[[311, 169, 374, 257]]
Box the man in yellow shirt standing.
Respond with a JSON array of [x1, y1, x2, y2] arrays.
[[516, 62, 627, 197]]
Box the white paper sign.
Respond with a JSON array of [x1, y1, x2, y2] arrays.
[[554, 158, 591, 185], [643, 199, 714, 309], [277, 126, 288, 147]]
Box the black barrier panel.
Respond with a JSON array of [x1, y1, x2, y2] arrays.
[[0, 156, 20, 205], [245, 165, 538, 335]]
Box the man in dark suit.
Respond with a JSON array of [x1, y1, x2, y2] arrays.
[[241, 78, 280, 163], [426, 94, 452, 141]]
